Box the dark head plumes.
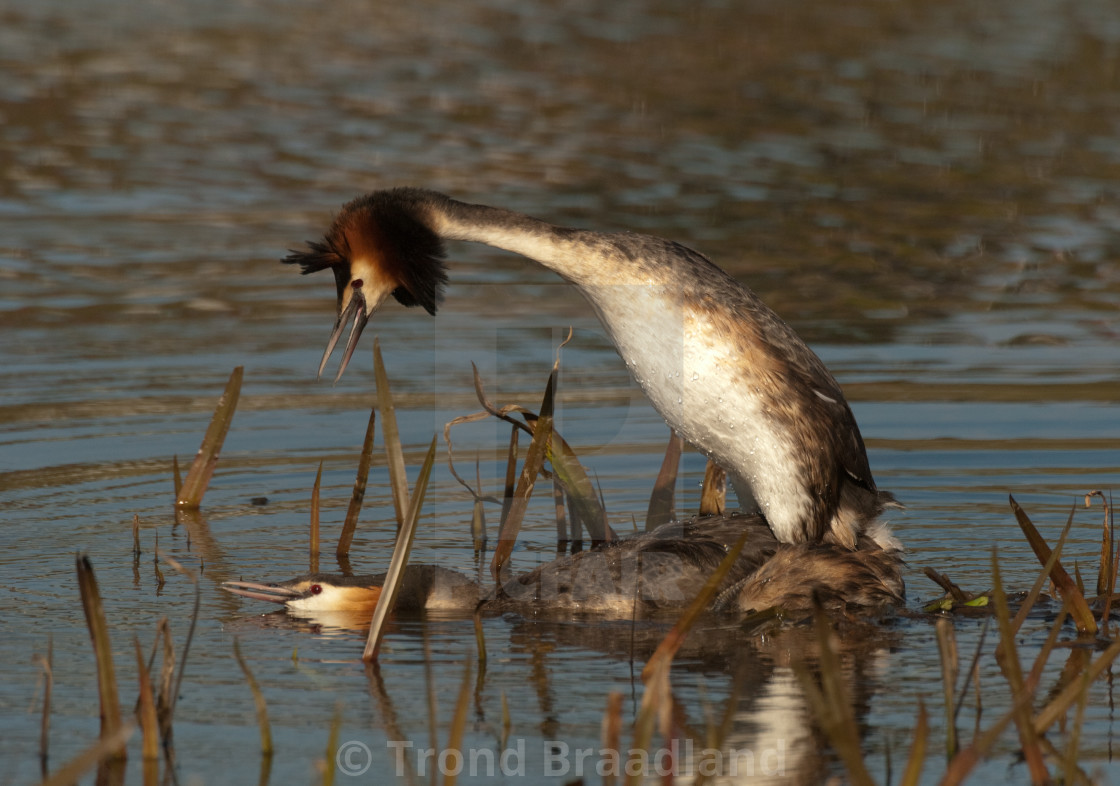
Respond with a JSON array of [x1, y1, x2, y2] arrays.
[[283, 189, 449, 315], [284, 189, 450, 379]]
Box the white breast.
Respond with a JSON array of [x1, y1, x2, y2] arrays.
[[583, 284, 814, 542]]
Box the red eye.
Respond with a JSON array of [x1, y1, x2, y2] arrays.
[[310, 584, 323, 595], [352, 279, 363, 288]]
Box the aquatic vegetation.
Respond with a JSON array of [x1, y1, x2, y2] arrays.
[[34, 352, 1120, 785]]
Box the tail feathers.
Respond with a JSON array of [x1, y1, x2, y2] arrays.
[[728, 541, 905, 615]]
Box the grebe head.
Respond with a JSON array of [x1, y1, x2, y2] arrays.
[[223, 574, 384, 612], [285, 190, 449, 379], [224, 566, 482, 613]]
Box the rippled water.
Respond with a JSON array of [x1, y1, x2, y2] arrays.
[[3, 0, 1120, 783]]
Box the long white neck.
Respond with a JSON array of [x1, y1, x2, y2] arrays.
[[429, 198, 651, 287]]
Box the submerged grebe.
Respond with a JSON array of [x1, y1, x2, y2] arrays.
[[285, 189, 897, 549], [224, 516, 904, 617]]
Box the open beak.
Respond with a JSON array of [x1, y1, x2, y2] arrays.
[[223, 580, 302, 605], [317, 288, 370, 381]]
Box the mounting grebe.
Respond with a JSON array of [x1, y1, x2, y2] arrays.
[[224, 515, 904, 617], [286, 188, 897, 549]]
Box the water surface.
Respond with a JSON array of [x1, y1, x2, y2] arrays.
[[2, 0, 1120, 783]]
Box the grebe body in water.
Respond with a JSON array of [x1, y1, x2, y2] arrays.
[[224, 515, 904, 617], [286, 189, 898, 550]]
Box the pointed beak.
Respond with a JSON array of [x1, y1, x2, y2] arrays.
[[317, 287, 370, 381], [222, 580, 302, 605]]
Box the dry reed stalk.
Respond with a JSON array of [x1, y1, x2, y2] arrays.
[[1008, 509, 1075, 642], [363, 435, 438, 662], [1086, 490, 1112, 597], [1062, 671, 1092, 786], [157, 553, 200, 755], [374, 338, 410, 531], [935, 617, 959, 758], [500, 691, 512, 756], [939, 698, 1025, 785], [337, 407, 376, 557], [1009, 496, 1096, 636], [422, 631, 438, 786], [151, 617, 175, 751], [232, 638, 273, 756], [32, 637, 52, 778], [644, 430, 682, 531], [501, 425, 519, 528], [953, 616, 990, 727], [641, 529, 750, 682], [990, 547, 1048, 783], [75, 555, 126, 761], [442, 654, 473, 786], [322, 702, 342, 786], [466, 456, 488, 551], [625, 531, 751, 786], [793, 606, 875, 786], [172, 455, 182, 499], [469, 362, 613, 541], [551, 472, 568, 541], [1033, 638, 1120, 735], [36, 724, 134, 786], [133, 638, 159, 761], [473, 611, 488, 674], [310, 460, 323, 573], [489, 372, 555, 583], [699, 460, 727, 516], [602, 691, 623, 786], [177, 366, 243, 508], [899, 701, 929, 786]]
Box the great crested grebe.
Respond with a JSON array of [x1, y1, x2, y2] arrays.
[[224, 515, 904, 617], [285, 188, 897, 549]]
